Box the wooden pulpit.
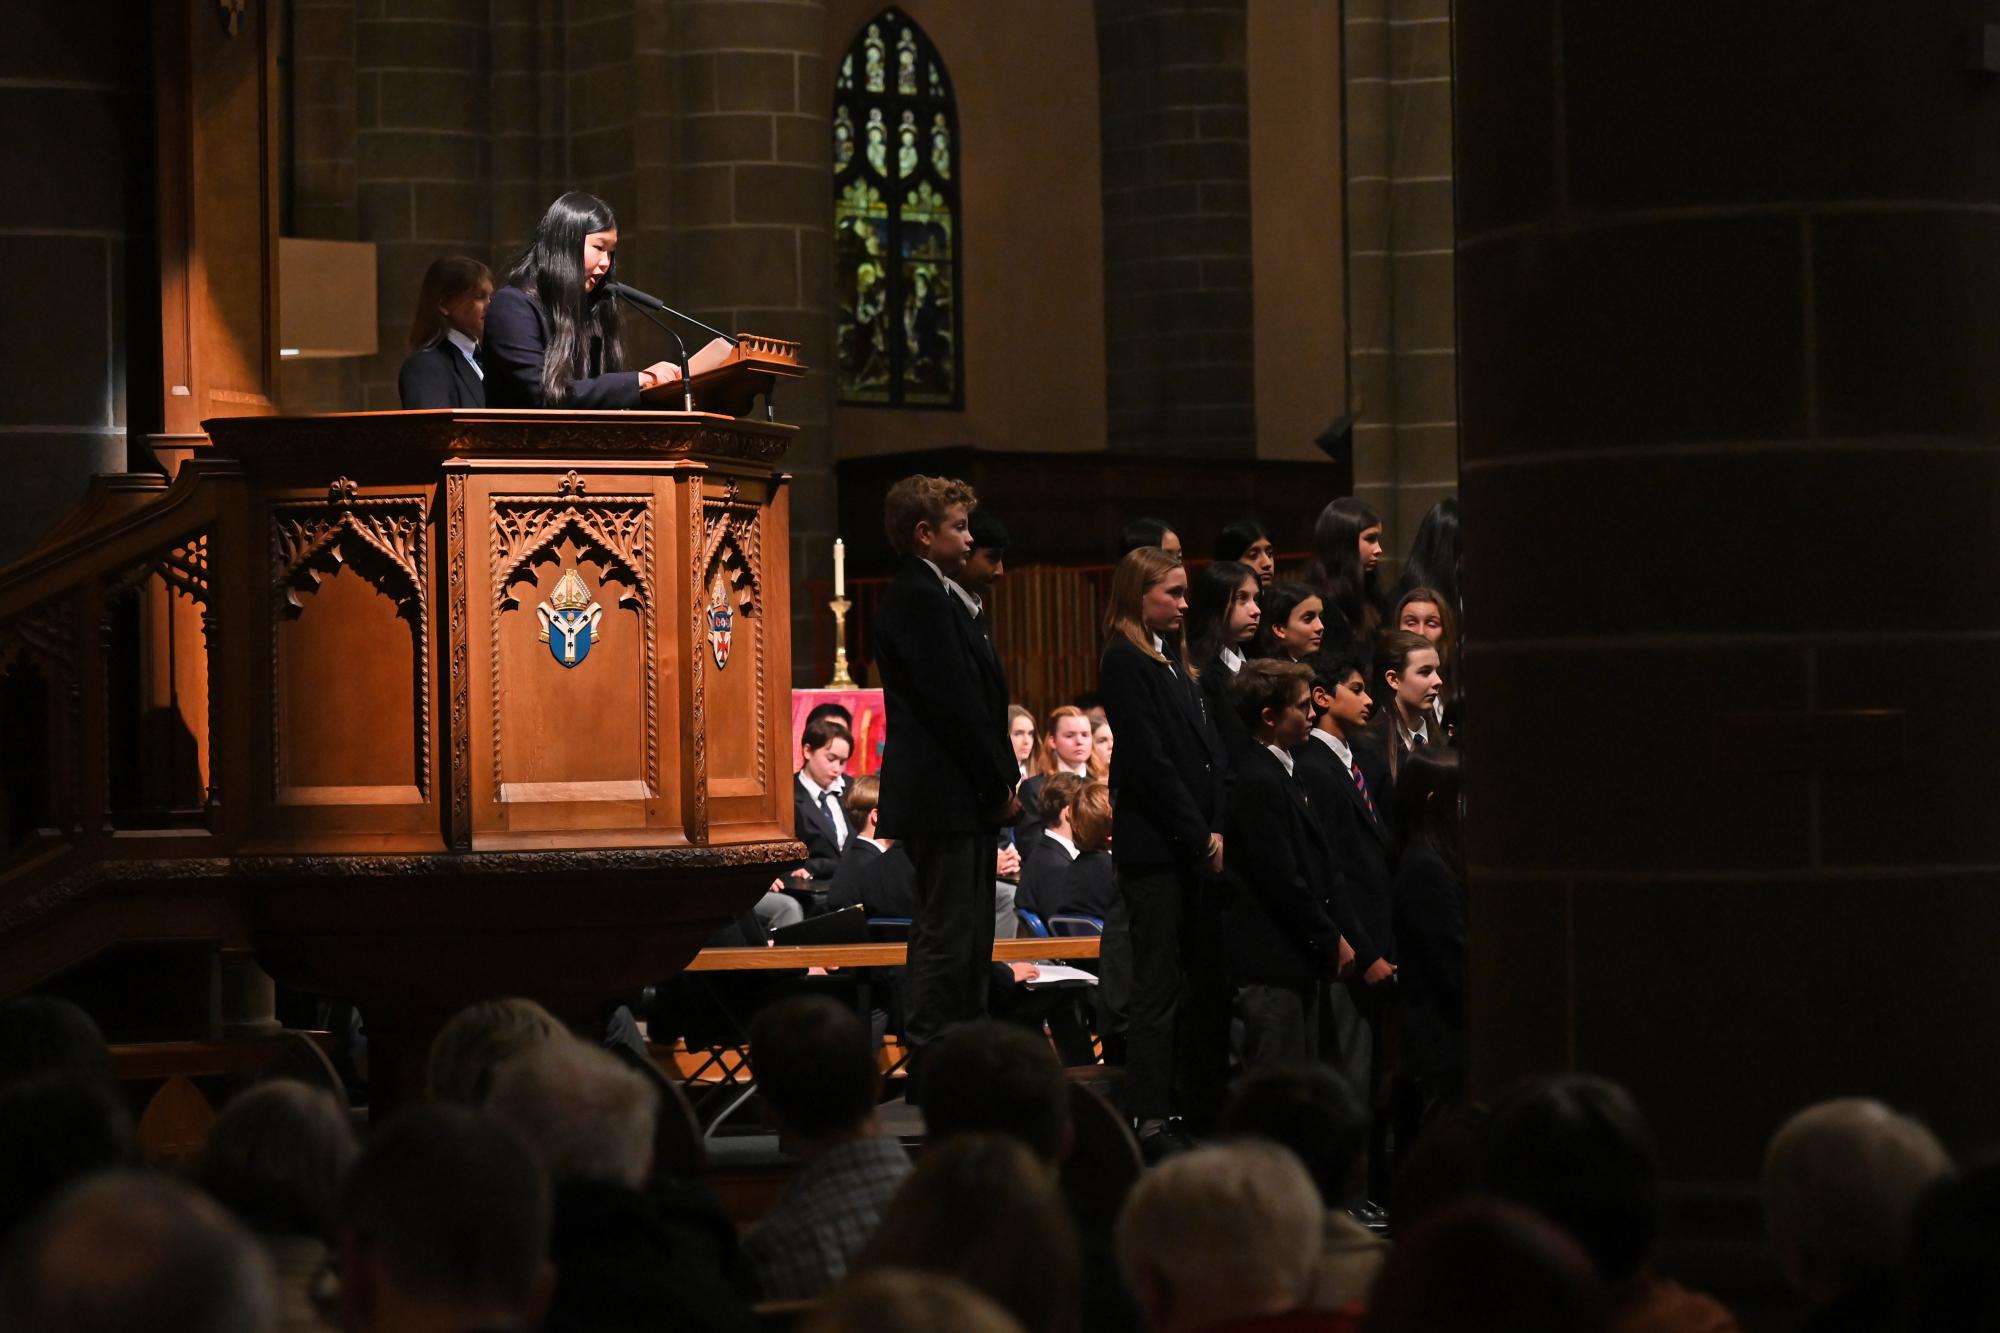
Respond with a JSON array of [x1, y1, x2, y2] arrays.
[[0, 409, 804, 1098], [641, 333, 807, 418]]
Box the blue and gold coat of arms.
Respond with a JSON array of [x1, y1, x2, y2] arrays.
[[707, 573, 733, 669], [537, 567, 604, 668]]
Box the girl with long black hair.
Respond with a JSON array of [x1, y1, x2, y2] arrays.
[[1211, 519, 1276, 588], [1305, 497, 1386, 654], [484, 191, 682, 408], [1252, 581, 1326, 664], [1187, 559, 1262, 758], [1393, 496, 1461, 614]]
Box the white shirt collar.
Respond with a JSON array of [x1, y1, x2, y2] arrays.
[[1433, 697, 1446, 724], [1045, 830, 1078, 860], [446, 327, 482, 378], [1265, 743, 1295, 776], [920, 558, 982, 617], [1060, 760, 1090, 777], [1399, 717, 1431, 749], [1311, 727, 1354, 768], [862, 835, 890, 852], [1220, 646, 1244, 673], [797, 769, 844, 802]]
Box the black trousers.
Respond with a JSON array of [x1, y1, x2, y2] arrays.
[[1119, 862, 1229, 1127], [901, 830, 999, 1056], [1237, 981, 1322, 1072]]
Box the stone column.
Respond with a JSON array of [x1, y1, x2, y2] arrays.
[[0, 10, 152, 561], [671, 0, 833, 683], [1095, 0, 1256, 458], [1458, 0, 2000, 1282]]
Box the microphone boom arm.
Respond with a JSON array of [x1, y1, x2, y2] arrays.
[[609, 292, 692, 411]]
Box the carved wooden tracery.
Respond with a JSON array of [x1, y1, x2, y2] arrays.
[[269, 478, 431, 796], [699, 474, 768, 803], [104, 533, 218, 812], [489, 472, 660, 795]]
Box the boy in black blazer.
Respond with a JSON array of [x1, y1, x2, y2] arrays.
[[871, 476, 1020, 1084], [790, 716, 853, 881], [1223, 660, 1349, 1068], [824, 775, 919, 919]]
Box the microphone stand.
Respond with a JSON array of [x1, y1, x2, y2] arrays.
[[607, 290, 693, 411]]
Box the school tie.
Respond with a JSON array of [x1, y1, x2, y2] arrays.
[[1351, 760, 1380, 825], [818, 789, 845, 848]]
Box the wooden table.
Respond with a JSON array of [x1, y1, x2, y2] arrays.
[[684, 935, 1102, 971]]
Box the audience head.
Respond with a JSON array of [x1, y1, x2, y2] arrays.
[[1186, 560, 1261, 667], [1091, 717, 1114, 771], [748, 995, 879, 1145], [963, 510, 1010, 595], [507, 191, 625, 407], [0, 995, 115, 1094], [195, 1079, 357, 1242], [1036, 772, 1090, 835], [883, 474, 978, 571], [1212, 520, 1275, 586], [1394, 585, 1457, 658], [1105, 547, 1191, 667], [487, 1040, 658, 1190], [1232, 658, 1316, 746], [798, 716, 853, 788], [407, 255, 493, 352], [1391, 1105, 1490, 1235], [842, 772, 883, 832], [1116, 1143, 1324, 1333], [858, 1134, 1080, 1333], [1364, 1196, 1608, 1333], [1906, 1157, 2000, 1333], [1306, 497, 1384, 635], [1373, 630, 1443, 728], [1039, 705, 1098, 779], [1483, 1075, 1660, 1284], [1310, 646, 1374, 735], [1395, 746, 1464, 876], [1118, 516, 1181, 560], [1762, 1097, 1950, 1303], [0, 1172, 277, 1333], [425, 997, 571, 1106], [0, 1072, 137, 1245], [1070, 781, 1114, 854], [1071, 690, 1106, 728], [1401, 496, 1461, 609], [1254, 581, 1325, 662], [1221, 1064, 1369, 1209], [918, 1021, 1070, 1164], [1008, 705, 1037, 770], [803, 1269, 1026, 1333], [336, 1105, 551, 1333], [805, 700, 854, 733]]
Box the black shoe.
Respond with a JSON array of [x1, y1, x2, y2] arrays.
[[1137, 1120, 1196, 1164], [1349, 1200, 1391, 1235]]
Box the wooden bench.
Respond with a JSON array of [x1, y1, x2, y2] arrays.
[[684, 935, 1101, 971]]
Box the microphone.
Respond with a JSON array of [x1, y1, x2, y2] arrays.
[[599, 282, 738, 347], [609, 289, 691, 411]]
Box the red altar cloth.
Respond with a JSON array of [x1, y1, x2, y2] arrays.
[[790, 688, 886, 775]]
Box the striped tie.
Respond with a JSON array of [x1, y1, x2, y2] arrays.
[[1352, 760, 1380, 825]]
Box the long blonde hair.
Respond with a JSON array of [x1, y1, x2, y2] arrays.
[[1038, 705, 1106, 780], [1103, 546, 1192, 674]]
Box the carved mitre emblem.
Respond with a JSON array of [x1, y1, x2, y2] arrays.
[[707, 572, 734, 670], [537, 567, 604, 669]]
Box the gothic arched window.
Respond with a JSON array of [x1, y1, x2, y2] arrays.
[[833, 10, 961, 408]]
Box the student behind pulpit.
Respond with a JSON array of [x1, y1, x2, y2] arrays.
[[792, 718, 853, 881], [1222, 660, 1348, 1070], [484, 191, 683, 409], [871, 476, 1019, 1089], [398, 257, 493, 409], [1100, 547, 1229, 1149], [1187, 560, 1262, 760], [1370, 631, 1445, 782]]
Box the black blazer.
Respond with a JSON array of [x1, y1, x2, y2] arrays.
[[1100, 634, 1226, 868], [872, 558, 1016, 839], [483, 285, 643, 409], [1054, 850, 1117, 919], [1221, 746, 1345, 986], [824, 838, 919, 919], [1294, 733, 1396, 969], [397, 339, 486, 409], [790, 776, 845, 879], [1195, 651, 1256, 766], [1392, 845, 1467, 1077]]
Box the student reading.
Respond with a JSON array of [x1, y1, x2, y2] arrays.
[[483, 191, 687, 409]]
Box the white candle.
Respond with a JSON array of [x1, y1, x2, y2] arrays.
[[833, 537, 846, 598]]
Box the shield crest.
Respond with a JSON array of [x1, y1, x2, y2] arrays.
[[708, 573, 733, 669], [537, 567, 604, 668]]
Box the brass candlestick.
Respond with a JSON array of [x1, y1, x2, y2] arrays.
[[827, 595, 857, 688]]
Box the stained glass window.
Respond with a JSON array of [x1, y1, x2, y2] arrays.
[[834, 10, 961, 408]]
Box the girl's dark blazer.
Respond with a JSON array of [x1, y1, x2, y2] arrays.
[[1100, 633, 1227, 868], [1392, 843, 1467, 1076], [397, 339, 486, 409], [484, 285, 642, 409]]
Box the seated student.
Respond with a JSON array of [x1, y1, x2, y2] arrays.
[[1091, 714, 1115, 773], [1370, 630, 1446, 781], [1292, 648, 1398, 1102], [1485, 1076, 1744, 1333], [792, 717, 853, 880], [1222, 660, 1348, 1070], [1213, 519, 1277, 588], [1022, 777, 1118, 922], [398, 256, 492, 409], [1017, 705, 1099, 850], [1016, 772, 1090, 917], [1253, 581, 1328, 664], [1393, 747, 1470, 1128], [739, 997, 912, 1303], [1008, 705, 1037, 783], [824, 775, 918, 919]]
